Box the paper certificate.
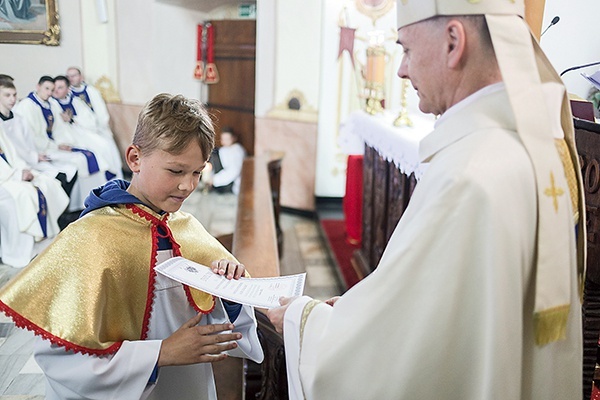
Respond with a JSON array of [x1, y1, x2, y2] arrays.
[[155, 257, 306, 309]]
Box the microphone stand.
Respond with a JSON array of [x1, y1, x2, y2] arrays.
[[560, 61, 600, 77]]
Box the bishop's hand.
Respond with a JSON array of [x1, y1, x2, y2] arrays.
[[267, 296, 297, 334]]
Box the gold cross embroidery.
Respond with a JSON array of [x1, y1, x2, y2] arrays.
[[544, 172, 564, 213]]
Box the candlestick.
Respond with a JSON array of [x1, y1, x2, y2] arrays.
[[364, 30, 386, 115], [393, 79, 413, 127]]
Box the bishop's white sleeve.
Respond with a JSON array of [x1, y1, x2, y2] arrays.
[[283, 296, 334, 400], [207, 299, 264, 364], [34, 337, 161, 400]]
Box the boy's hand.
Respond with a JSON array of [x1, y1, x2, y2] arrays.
[[158, 313, 241, 367], [211, 259, 245, 280]]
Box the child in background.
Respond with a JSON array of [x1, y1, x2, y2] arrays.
[[207, 127, 246, 194]]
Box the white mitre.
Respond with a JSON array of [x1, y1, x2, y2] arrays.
[[397, 0, 586, 346]]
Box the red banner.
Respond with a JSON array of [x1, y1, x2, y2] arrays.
[[338, 26, 356, 69]]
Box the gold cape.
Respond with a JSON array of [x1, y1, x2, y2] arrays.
[[0, 203, 237, 355]]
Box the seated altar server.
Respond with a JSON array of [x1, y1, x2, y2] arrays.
[[13, 76, 110, 211], [0, 93, 263, 399], [52, 75, 122, 179], [67, 67, 123, 158], [267, 1, 585, 399], [0, 125, 69, 268], [0, 79, 77, 199]]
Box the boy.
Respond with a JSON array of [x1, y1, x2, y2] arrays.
[[0, 93, 264, 399]]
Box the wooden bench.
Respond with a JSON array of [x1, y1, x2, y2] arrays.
[[575, 118, 600, 400], [214, 152, 288, 400]]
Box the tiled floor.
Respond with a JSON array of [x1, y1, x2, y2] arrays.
[[0, 189, 342, 398]]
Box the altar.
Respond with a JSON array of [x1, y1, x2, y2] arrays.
[[339, 110, 434, 278]]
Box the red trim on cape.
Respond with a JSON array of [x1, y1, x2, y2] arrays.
[[127, 204, 215, 316], [0, 300, 123, 356]]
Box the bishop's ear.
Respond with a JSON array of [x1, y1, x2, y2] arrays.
[[445, 19, 466, 69], [125, 145, 142, 173]]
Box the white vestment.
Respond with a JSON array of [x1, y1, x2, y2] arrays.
[[282, 85, 582, 399], [0, 127, 69, 267], [52, 95, 122, 178], [72, 84, 113, 138], [0, 113, 77, 181], [13, 95, 109, 210], [73, 85, 124, 178], [212, 143, 246, 195], [35, 249, 264, 400]]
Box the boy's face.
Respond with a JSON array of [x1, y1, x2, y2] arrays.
[[220, 132, 234, 147], [126, 140, 207, 213], [0, 87, 17, 112]]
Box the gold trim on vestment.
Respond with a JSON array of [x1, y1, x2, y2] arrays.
[[299, 300, 322, 345], [554, 138, 580, 223], [298, 299, 322, 400], [533, 304, 570, 346]]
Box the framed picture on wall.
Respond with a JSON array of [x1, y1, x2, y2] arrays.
[[0, 0, 60, 46]]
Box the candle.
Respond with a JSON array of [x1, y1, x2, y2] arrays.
[[365, 30, 385, 85], [366, 45, 385, 84]]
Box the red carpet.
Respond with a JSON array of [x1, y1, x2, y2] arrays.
[[320, 219, 361, 289]]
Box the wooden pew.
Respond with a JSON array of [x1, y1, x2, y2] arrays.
[[574, 117, 600, 400], [214, 152, 288, 400]]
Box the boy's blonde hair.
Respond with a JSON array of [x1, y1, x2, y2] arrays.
[[133, 93, 215, 161]]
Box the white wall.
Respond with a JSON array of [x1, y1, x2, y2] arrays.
[[254, 0, 276, 117], [116, 0, 208, 105], [80, 0, 118, 90], [0, 1, 83, 98], [542, 0, 600, 100]]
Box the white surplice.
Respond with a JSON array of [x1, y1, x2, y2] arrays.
[[34, 249, 264, 400], [0, 113, 77, 181], [72, 84, 116, 142], [51, 95, 120, 174], [0, 127, 69, 267], [55, 94, 123, 178], [79, 85, 125, 179], [13, 95, 110, 210], [282, 85, 582, 399]]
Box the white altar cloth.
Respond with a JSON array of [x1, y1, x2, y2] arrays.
[[339, 110, 434, 179]]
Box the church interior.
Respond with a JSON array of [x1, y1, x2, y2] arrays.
[[0, 0, 600, 398]]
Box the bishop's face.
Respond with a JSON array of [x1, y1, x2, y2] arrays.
[[397, 21, 447, 116]]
